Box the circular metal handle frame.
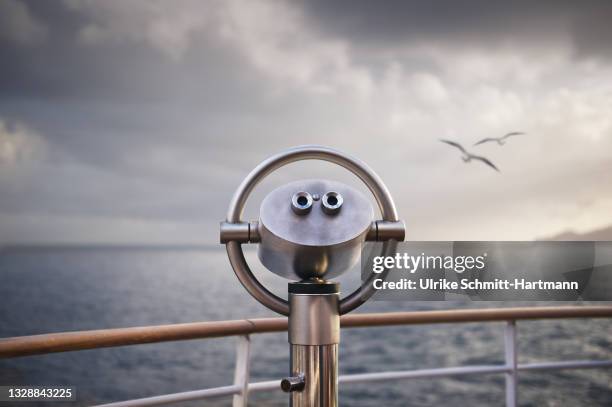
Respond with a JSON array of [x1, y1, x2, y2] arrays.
[[225, 145, 400, 316]]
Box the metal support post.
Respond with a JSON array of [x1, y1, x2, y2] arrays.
[[504, 320, 517, 407], [233, 335, 251, 407], [282, 282, 340, 407]]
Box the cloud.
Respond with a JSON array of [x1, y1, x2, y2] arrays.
[[301, 0, 612, 59], [0, 0, 47, 45], [63, 0, 218, 61], [409, 72, 448, 106], [0, 1, 611, 244], [0, 119, 44, 167], [215, 0, 373, 95], [62, 0, 373, 95]]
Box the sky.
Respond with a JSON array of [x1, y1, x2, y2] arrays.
[[0, 0, 611, 245]]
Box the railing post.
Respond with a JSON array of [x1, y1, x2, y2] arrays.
[[504, 320, 518, 407], [233, 335, 251, 407]]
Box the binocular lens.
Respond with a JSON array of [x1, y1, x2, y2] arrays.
[[322, 192, 343, 215], [291, 192, 313, 215]]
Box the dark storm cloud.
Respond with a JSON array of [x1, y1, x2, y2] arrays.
[[1, 0, 611, 244], [3, 0, 608, 108], [0, 0, 318, 161], [0, 1, 286, 187], [0, 0, 279, 235], [302, 0, 612, 58], [0, 0, 359, 238], [0, 1, 263, 104]]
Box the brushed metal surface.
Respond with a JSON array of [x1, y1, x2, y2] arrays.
[[290, 344, 338, 407], [289, 293, 340, 345], [258, 179, 373, 280]]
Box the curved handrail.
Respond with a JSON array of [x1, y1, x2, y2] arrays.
[[1, 306, 611, 358]]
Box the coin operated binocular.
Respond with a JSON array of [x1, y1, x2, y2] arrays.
[[220, 145, 405, 407]]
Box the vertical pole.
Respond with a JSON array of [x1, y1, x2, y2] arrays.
[[289, 344, 338, 407], [504, 320, 517, 407], [233, 335, 251, 407], [283, 282, 340, 407]]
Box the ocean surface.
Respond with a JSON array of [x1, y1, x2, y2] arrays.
[[0, 247, 610, 406]]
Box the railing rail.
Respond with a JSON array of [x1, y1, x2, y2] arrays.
[[2, 306, 611, 358], [1, 306, 611, 407]]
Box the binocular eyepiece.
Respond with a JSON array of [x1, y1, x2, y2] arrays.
[[291, 191, 343, 216]]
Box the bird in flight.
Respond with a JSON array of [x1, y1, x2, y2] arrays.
[[439, 139, 500, 172], [474, 132, 525, 146]]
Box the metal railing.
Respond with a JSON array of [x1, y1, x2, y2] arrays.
[[1, 306, 611, 407]]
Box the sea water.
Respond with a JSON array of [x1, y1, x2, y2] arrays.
[[0, 247, 610, 406]]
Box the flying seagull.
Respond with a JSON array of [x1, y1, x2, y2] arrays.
[[439, 139, 500, 172], [474, 132, 525, 146]]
